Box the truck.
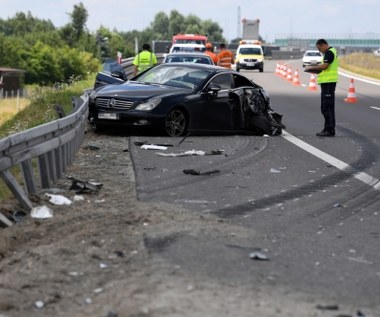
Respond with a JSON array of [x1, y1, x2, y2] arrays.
[[172, 34, 208, 46], [241, 18, 260, 41]]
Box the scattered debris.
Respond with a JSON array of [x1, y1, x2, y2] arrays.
[[67, 176, 103, 194], [31, 205, 54, 219], [156, 149, 224, 157], [333, 203, 344, 208], [141, 144, 168, 150], [73, 195, 85, 201], [348, 257, 373, 265], [316, 304, 339, 310], [84, 143, 100, 150], [249, 250, 269, 261], [99, 263, 108, 269], [270, 168, 281, 173], [183, 169, 220, 176], [356, 310, 367, 317], [34, 300, 44, 309], [177, 132, 191, 147], [45, 193, 72, 206]]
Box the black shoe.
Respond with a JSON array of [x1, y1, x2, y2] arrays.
[[316, 130, 335, 137]]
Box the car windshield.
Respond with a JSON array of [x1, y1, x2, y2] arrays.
[[306, 52, 321, 56], [240, 48, 262, 54], [136, 65, 211, 90]]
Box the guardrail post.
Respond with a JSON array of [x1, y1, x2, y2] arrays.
[[1, 170, 33, 211], [38, 153, 51, 188], [21, 159, 38, 194]]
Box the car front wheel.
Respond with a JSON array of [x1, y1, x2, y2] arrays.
[[165, 108, 187, 137]]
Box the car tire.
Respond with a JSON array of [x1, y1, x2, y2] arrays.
[[259, 67, 264, 73], [165, 108, 188, 137], [248, 114, 272, 136]]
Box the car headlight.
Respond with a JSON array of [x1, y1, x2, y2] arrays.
[[135, 97, 162, 111], [257, 59, 263, 62]]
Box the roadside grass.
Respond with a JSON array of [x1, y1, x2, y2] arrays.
[[0, 98, 29, 126], [0, 75, 95, 138], [340, 53, 380, 80], [0, 74, 95, 202]]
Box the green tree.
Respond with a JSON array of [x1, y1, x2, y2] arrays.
[[69, 2, 88, 39], [168, 10, 186, 36], [150, 12, 170, 40]]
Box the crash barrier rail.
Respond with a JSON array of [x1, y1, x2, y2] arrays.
[[0, 94, 89, 220]]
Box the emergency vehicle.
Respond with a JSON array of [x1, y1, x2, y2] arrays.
[[235, 40, 264, 72], [172, 34, 208, 46]]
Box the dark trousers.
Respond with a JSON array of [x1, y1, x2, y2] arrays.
[[320, 83, 336, 133]]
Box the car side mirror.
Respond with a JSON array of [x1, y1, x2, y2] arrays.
[[202, 84, 221, 97], [208, 84, 221, 93]]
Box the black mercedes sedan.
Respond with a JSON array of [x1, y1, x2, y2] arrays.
[[88, 63, 283, 136]]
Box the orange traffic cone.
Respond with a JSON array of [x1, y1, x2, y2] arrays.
[[307, 74, 317, 91], [292, 69, 301, 86], [282, 65, 287, 78], [344, 78, 358, 103], [275, 63, 281, 75], [287, 67, 293, 82]]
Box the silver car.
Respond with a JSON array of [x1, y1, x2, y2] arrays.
[[162, 53, 214, 65]]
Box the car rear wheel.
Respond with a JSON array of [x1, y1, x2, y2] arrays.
[[165, 108, 188, 137]]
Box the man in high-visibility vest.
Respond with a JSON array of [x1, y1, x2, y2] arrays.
[[133, 43, 157, 76], [204, 42, 218, 65], [305, 39, 338, 137], [217, 43, 234, 69]]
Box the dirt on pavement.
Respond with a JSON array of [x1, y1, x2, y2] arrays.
[[0, 128, 366, 317]]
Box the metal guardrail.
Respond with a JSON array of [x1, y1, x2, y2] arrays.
[[0, 94, 89, 216]]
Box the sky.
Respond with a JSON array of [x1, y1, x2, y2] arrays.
[[0, 0, 380, 42]]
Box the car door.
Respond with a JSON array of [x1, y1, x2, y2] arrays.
[[196, 73, 238, 131]]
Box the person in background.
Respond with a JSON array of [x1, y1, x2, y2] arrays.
[[133, 43, 157, 76], [217, 43, 234, 69], [305, 39, 339, 137], [204, 42, 218, 65]]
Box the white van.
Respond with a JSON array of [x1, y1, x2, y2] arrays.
[[235, 43, 264, 72]]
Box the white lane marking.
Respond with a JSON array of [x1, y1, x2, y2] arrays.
[[339, 70, 380, 86], [281, 131, 380, 191], [370, 106, 380, 111]]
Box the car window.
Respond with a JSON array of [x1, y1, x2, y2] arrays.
[[208, 74, 235, 90], [233, 74, 254, 88], [306, 51, 322, 57]]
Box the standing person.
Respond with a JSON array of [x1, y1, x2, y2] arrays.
[[305, 39, 338, 137], [133, 43, 157, 76], [204, 42, 218, 65], [217, 43, 234, 69]]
